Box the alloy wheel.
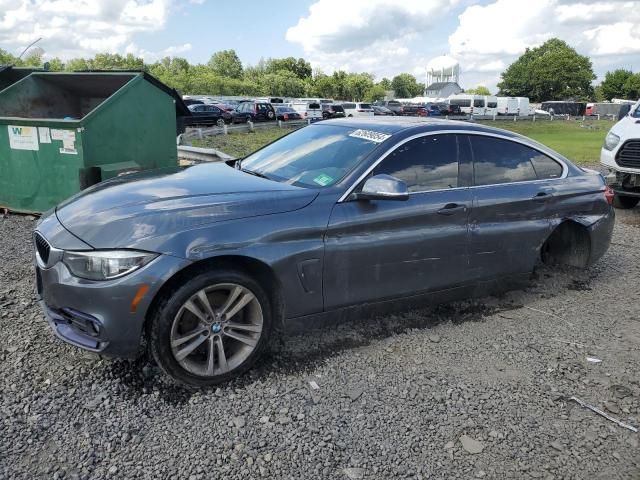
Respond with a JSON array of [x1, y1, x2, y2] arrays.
[[169, 283, 263, 377]]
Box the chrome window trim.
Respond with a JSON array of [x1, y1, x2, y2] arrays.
[[338, 129, 569, 202]]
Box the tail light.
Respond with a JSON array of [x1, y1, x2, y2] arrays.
[[399, 107, 404, 113], [304, 112, 308, 117], [604, 186, 614, 206], [357, 109, 365, 112], [284, 113, 289, 120]]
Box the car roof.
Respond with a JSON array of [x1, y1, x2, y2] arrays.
[[319, 117, 522, 136]]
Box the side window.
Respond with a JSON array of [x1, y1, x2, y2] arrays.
[[473, 99, 484, 108], [372, 134, 458, 192], [470, 136, 539, 185], [530, 154, 563, 179]]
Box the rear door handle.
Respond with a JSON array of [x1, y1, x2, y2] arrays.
[[437, 203, 467, 215], [532, 191, 553, 202]]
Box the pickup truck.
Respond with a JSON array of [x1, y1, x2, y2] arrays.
[[601, 99, 640, 209]]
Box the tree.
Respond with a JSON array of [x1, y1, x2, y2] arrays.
[[497, 38, 595, 101], [46, 58, 65, 71], [311, 73, 336, 98], [0, 48, 20, 65], [378, 77, 392, 90], [265, 57, 312, 80], [207, 49, 243, 79], [600, 69, 634, 100], [257, 71, 307, 97], [465, 85, 491, 95], [344, 73, 374, 101], [365, 84, 387, 102], [65, 58, 90, 71], [391, 73, 422, 98], [623, 73, 640, 100], [90, 53, 145, 70]]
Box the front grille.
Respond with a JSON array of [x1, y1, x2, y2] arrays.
[[34, 232, 50, 264], [616, 140, 640, 168]]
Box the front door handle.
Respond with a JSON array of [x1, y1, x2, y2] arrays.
[[532, 191, 553, 202], [437, 203, 467, 215]]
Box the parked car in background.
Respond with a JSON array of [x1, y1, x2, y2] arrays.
[[485, 96, 498, 116], [417, 103, 441, 117], [216, 104, 235, 112], [322, 104, 346, 119], [437, 103, 462, 116], [341, 102, 374, 117], [232, 101, 277, 123], [183, 98, 204, 107], [185, 104, 232, 127], [373, 100, 405, 115], [497, 97, 520, 115], [291, 101, 323, 121], [34, 118, 614, 386], [372, 105, 395, 116], [601, 99, 640, 209], [275, 106, 302, 121], [400, 104, 424, 116]]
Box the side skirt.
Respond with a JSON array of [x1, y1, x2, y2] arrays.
[[284, 272, 531, 333]]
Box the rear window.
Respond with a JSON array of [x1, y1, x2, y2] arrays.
[[388, 101, 401, 106], [473, 99, 485, 108], [308, 103, 321, 109], [487, 101, 497, 108], [359, 103, 372, 109], [342, 103, 356, 109], [332, 105, 344, 112]]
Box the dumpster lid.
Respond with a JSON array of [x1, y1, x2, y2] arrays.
[[79, 70, 190, 117]]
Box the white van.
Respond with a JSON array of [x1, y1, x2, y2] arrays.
[[497, 97, 519, 115], [484, 96, 498, 116], [448, 94, 486, 115], [515, 97, 530, 116], [291, 101, 323, 121], [341, 102, 374, 117]]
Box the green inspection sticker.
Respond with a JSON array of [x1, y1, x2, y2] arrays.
[[313, 173, 334, 186]]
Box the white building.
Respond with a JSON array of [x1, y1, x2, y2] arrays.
[[424, 55, 462, 98]]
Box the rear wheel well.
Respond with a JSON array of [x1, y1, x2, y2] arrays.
[[144, 256, 284, 343], [541, 221, 591, 268]]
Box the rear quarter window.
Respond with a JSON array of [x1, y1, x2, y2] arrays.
[[470, 136, 540, 185]]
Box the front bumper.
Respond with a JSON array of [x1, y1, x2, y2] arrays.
[[35, 224, 191, 357]]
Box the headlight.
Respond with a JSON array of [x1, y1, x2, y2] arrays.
[[604, 132, 620, 151], [63, 250, 158, 280]]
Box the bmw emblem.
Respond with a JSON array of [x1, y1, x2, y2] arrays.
[[211, 322, 222, 334]]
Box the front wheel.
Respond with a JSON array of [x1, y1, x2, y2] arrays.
[[150, 269, 272, 387], [216, 118, 225, 127], [613, 194, 639, 209]]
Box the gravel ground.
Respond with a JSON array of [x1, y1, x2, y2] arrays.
[[1, 211, 639, 480]]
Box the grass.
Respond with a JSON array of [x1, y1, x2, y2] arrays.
[[192, 127, 291, 158], [192, 118, 616, 165], [477, 118, 615, 165]]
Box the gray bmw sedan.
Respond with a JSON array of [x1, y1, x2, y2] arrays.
[[35, 118, 614, 386]]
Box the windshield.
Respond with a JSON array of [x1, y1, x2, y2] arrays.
[[239, 124, 386, 188], [632, 106, 640, 118]]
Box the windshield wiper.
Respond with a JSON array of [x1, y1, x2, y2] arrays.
[[240, 168, 270, 180]]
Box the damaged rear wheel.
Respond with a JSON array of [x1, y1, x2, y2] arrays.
[[612, 195, 639, 210]]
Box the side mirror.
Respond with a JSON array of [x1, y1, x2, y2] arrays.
[[352, 174, 409, 201]]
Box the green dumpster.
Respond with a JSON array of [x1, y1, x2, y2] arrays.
[[0, 71, 178, 213]]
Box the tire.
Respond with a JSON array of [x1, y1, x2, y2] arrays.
[[216, 118, 225, 127], [150, 268, 272, 387], [267, 110, 275, 120], [613, 194, 640, 209]]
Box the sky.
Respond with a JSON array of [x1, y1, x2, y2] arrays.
[[1, 0, 640, 92]]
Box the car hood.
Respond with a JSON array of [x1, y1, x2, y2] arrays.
[[610, 114, 640, 139], [56, 162, 318, 249]]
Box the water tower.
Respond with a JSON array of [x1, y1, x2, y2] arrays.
[[425, 55, 460, 85]]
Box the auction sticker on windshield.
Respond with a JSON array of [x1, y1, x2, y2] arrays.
[[348, 129, 391, 143], [313, 173, 334, 186]]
